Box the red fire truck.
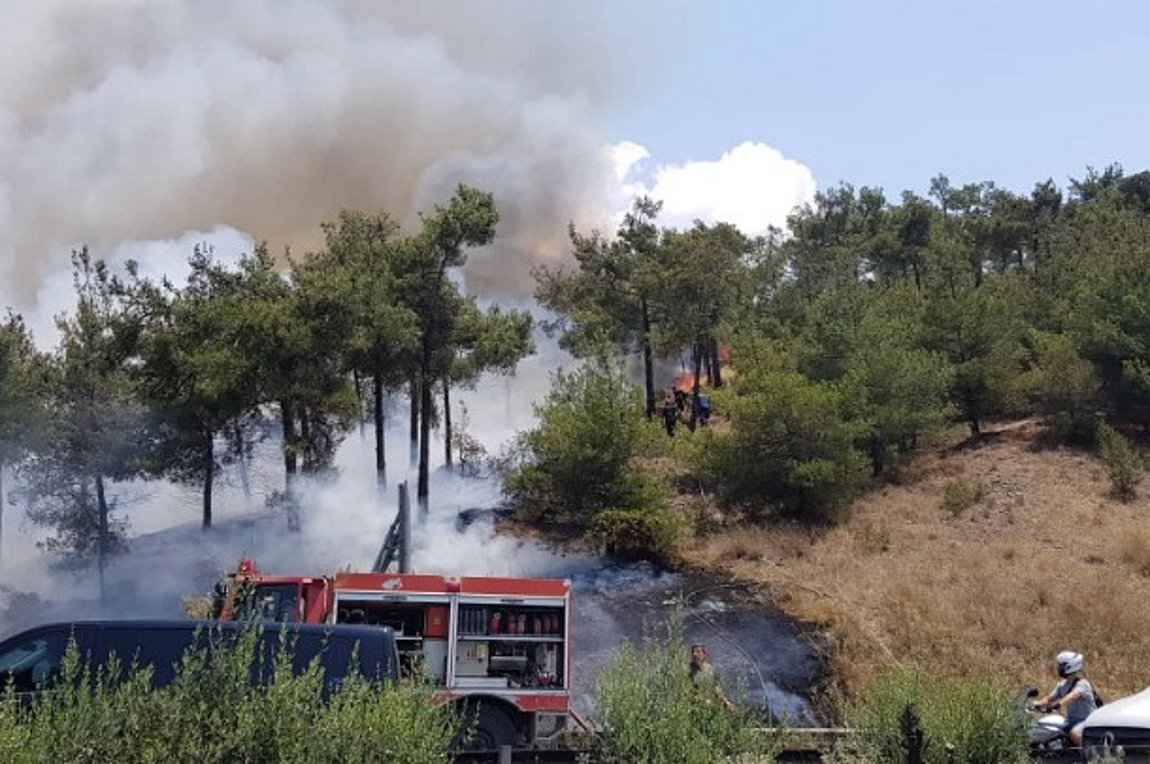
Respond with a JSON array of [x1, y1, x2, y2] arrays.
[[213, 560, 575, 750]]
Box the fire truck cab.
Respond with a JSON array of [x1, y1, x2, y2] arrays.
[[216, 561, 573, 750]]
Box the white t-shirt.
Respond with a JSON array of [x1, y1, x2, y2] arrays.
[[1052, 677, 1097, 725]]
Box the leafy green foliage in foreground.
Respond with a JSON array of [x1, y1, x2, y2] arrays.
[[594, 619, 777, 764], [0, 629, 453, 764], [843, 667, 1028, 764]]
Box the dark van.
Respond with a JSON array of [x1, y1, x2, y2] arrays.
[[0, 620, 399, 701]]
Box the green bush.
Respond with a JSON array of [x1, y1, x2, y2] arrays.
[[1018, 330, 1101, 443], [940, 479, 987, 516], [594, 618, 776, 764], [589, 506, 693, 563], [0, 625, 454, 763], [847, 667, 1028, 764], [1097, 420, 1144, 500], [500, 365, 663, 523], [699, 368, 869, 523]]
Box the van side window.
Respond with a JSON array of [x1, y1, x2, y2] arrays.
[[0, 631, 68, 692], [99, 628, 195, 686]]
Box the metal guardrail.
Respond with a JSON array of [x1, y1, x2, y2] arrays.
[[456, 727, 1150, 762], [453, 728, 854, 763]]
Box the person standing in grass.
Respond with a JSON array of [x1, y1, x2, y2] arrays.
[[662, 390, 679, 436], [696, 391, 711, 426], [689, 643, 734, 710]]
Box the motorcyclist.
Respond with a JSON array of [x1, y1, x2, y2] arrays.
[[1032, 650, 1097, 747]]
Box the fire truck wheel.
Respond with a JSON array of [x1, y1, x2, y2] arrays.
[[456, 701, 519, 752]]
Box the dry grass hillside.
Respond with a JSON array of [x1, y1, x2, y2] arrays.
[[680, 419, 1150, 709]]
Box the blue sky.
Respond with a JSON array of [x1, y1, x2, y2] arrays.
[[607, 1, 1150, 197]]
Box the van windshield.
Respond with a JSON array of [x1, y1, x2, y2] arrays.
[[234, 584, 300, 623], [0, 634, 67, 692]]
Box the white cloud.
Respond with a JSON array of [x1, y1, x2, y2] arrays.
[[613, 140, 817, 235], [609, 140, 651, 182]]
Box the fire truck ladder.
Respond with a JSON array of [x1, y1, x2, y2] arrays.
[[372, 481, 412, 573]]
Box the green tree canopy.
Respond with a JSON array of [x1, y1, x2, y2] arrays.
[[0, 312, 47, 555], [20, 250, 141, 596], [536, 197, 665, 418], [501, 365, 657, 524], [700, 338, 869, 522]]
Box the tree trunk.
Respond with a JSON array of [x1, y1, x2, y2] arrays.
[[373, 370, 386, 486], [202, 435, 214, 530], [409, 375, 420, 467], [95, 474, 109, 603], [710, 339, 723, 388], [300, 407, 313, 472], [443, 380, 453, 467], [968, 416, 981, 437], [281, 399, 297, 490], [232, 427, 252, 511], [418, 365, 432, 514], [703, 343, 714, 386], [870, 436, 885, 477], [966, 397, 981, 437], [641, 298, 655, 419], [281, 400, 301, 531]]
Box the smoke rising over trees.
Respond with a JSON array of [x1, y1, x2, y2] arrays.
[[9, 161, 1150, 573], [5, 186, 533, 582], [0, 1, 657, 333]]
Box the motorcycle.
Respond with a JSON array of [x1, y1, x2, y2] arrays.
[[1020, 686, 1074, 752]]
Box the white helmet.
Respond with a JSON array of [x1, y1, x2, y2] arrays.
[[1056, 651, 1084, 678]]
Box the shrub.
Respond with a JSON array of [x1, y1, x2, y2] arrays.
[[589, 506, 693, 563], [940, 478, 987, 516], [1120, 528, 1150, 576], [594, 618, 776, 764], [1097, 420, 1144, 500], [0, 625, 453, 763], [699, 368, 869, 524], [851, 522, 891, 554], [500, 365, 659, 524], [848, 667, 1028, 764], [1018, 330, 1101, 443]]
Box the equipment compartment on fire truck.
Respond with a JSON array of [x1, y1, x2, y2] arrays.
[[329, 573, 570, 697], [453, 601, 565, 690]]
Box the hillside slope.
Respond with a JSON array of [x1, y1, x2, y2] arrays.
[[681, 419, 1150, 708]]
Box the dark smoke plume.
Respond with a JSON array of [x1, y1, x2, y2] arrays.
[[0, 0, 666, 335]]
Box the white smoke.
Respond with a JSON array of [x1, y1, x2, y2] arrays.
[[0, 0, 642, 338], [0, 320, 587, 619], [0, 1, 821, 619]]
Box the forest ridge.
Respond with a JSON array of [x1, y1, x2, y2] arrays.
[[2, 165, 1150, 605]]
